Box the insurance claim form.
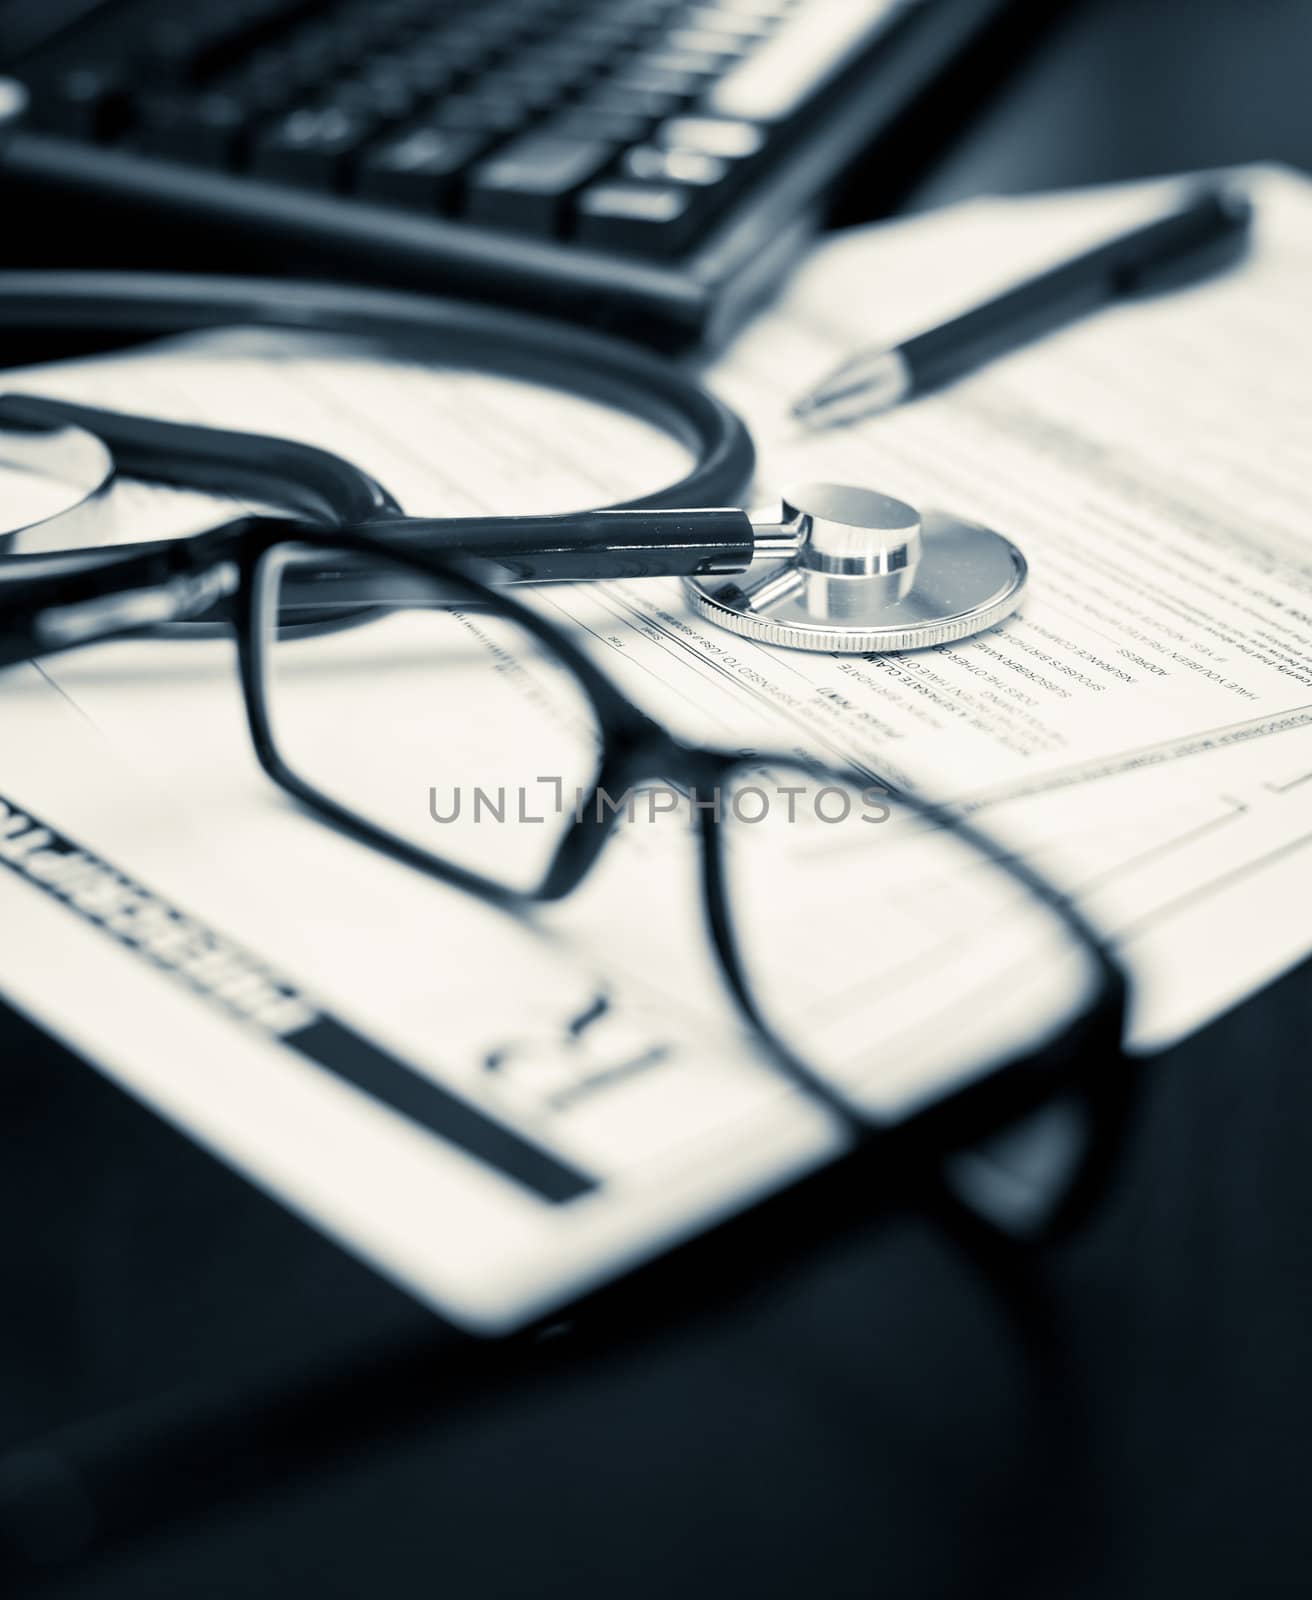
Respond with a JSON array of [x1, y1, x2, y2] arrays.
[[1, 165, 1309, 1329]]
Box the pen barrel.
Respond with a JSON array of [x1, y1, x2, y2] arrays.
[[1109, 189, 1252, 295], [357, 507, 757, 583], [904, 187, 1252, 393], [905, 276, 1107, 391]]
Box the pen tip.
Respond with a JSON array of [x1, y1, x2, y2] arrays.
[[789, 400, 839, 432]]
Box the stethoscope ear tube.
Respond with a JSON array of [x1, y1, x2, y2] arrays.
[[352, 507, 757, 583], [0, 393, 399, 527], [0, 270, 757, 515]]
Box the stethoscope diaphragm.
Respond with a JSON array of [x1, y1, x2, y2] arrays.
[[683, 482, 1027, 653]]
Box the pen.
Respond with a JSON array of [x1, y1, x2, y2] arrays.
[[791, 185, 1254, 427]]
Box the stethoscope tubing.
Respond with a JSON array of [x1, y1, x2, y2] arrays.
[[0, 270, 757, 525], [0, 390, 760, 585]]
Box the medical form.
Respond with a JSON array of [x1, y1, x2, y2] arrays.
[[1, 165, 1309, 1330]]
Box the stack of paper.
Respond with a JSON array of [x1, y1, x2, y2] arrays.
[[2, 165, 1309, 1330]]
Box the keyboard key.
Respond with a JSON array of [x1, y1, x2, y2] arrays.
[[604, 64, 703, 99], [355, 126, 486, 209], [325, 75, 416, 125], [221, 70, 289, 120], [467, 134, 617, 233], [521, 38, 615, 78], [36, 65, 129, 141], [476, 66, 573, 114], [665, 27, 750, 60], [137, 92, 248, 166], [545, 107, 654, 145], [689, 0, 792, 18], [429, 94, 528, 136], [383, 53, 461, 99], [502, 31, 603, 70], [573, 180, 697, 255], [562, 17, 656, 52], [141, 1, 317, 84], [427, 20, 516, 73], [657, 115, 764, 158], [613, 0, 689, 20], [707, 0, 903, 122], [282, 28, 345, 83], [253, 106, 373, 189], [682, 6, 776, 38], [354, 55, 429, 94], [140, 19, 210, 80], [621, 145, 728, 187], [636, 49, 730, 80], [582, 85, 682, 122], [318, 12, 399, 61]]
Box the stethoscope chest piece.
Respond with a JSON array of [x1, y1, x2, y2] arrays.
[[684, 482, 1027, 653]]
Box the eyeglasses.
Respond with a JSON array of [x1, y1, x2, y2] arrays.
[[4, 514, 1131, 1235]]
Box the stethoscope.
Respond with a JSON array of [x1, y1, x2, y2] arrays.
[[0, 272, 1027, 653]]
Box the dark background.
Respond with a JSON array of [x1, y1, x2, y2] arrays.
[[4, 1, 1312, 1594]]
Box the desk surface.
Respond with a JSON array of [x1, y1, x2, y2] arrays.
[[4, 2, 1312, 1594]]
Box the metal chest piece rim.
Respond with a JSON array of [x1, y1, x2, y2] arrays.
[[683, 482, 1027, 653]]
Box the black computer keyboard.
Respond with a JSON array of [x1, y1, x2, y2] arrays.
[[0, 0, 1018, 346]]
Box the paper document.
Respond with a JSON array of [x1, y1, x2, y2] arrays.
[[2, 164, 1310, 1330], [709, 164, 1312, 1048]]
